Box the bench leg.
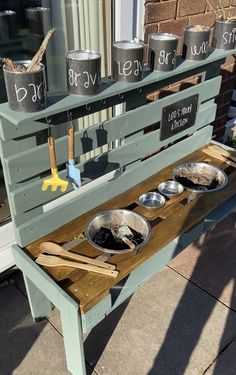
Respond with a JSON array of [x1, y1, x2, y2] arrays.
[[23, 274, 52, 322], [60, 297, 87, 375]]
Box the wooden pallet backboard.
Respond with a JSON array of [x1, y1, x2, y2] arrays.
[[0, 48, 234, 247]]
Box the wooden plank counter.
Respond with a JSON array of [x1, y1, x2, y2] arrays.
[[25, 144, 236, 313]]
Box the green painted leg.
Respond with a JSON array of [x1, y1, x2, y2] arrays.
[[23, 274, 52, 322], [59, 296, 87, 375]]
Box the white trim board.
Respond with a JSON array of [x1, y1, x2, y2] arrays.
[[0, 221, 15, 273]]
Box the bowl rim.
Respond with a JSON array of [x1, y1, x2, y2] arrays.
[[138, 191, 166, 209], [85, 209, 152, 254], [157, 180, 184, 197], [172, 162, 228, 193]]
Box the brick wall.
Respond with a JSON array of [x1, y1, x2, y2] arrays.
[[144, 0, 236, 140]]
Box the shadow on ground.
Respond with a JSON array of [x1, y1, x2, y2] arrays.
[[148, 213, 236, 375]]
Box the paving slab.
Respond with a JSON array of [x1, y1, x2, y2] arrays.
[[0, 282, 95, 375], [205, 339, 236, 375], [169, 213, 236, 310], [84, 267, 236, 375]]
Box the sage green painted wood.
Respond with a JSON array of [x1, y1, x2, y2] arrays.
[[11, 100, 216, 215], [0, 118, 48, 141], [14, 125, 213, 247], [4, 76, 221, 185], [59, 297, 87, 375], [0, 48, 232, 130], [12, 244, 79, 309], [23, 274, 52, 321], [82, 239, 180, 333]]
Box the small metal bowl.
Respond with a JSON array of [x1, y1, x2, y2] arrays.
[[138, 192, 166, 209], [158, 180, 184, 197], [172, 162, 228, 193]]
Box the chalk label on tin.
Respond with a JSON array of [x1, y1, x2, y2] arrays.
[[158, 50, 176, 66], [190, 41, 208, 56], [68, 68, 98, 88], [223, 28, 236, 45], [15, 83, 44, 103], [118, 60, 143, 76], [160, 94, 199, 141]]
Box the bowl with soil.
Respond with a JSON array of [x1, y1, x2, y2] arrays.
[[85, 209, 151, 254], [172, 162, 228, 193]]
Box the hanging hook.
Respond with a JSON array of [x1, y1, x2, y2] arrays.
[[67, 110, 73, 130], [119, 93, 124, 100], [101, 98, 106, 105], [86, 104, 91, 111]]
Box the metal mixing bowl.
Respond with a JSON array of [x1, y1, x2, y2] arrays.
[[172, 162, 228, 193], [85, 209, 151, 254], [138, 192, 166, 209]]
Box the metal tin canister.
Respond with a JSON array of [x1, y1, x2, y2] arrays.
[[148, 33, 178, 72], [182, 25, 210, 60], [66, 50, 101, 95], [0, 10, 18, 40], [26, 7, 51, 36], [213, 20, 236, 50], [3, 61, 47, 112], [112, 40, 144, 82]]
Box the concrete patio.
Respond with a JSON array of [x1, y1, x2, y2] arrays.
[[0, 212, 236, 375]]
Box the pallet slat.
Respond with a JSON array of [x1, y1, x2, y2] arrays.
[[10, 101, 216, 215], [4, 76, 221, 185]]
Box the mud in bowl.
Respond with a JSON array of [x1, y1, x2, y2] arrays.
[[66, 50, 101, 95], [3, 60, 47, 112]]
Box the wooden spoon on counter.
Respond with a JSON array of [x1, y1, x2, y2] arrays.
[[36, 254, 119, 278], [40, 242, 116, 270]]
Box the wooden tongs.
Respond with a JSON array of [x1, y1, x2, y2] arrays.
[[202, 144, 236, 168]]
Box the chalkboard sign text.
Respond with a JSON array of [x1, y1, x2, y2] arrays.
[[160, 94, 199, 141]]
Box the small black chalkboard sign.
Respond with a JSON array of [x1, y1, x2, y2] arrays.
[[160, 94, 199, 141]]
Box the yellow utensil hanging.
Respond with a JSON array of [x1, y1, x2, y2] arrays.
[[42, 137, 68, 192]]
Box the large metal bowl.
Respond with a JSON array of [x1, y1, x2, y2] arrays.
[[85, 209, 151, 254], [172, 162, 228, 193]]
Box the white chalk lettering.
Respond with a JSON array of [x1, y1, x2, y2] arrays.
[[134, 61, 143, 76], [68, 68, 98, 88], [118, 60, 143, 76], [14, 84, 27, 102], [191, 41, 208, 56], [171, 117, 188, 130], [168, 108, 181, 122], [37, 83, 44, 100], [181, 104, 192, 115], [15, 83, 44, 103], [223, 30, 236, 45], [158, 50, 171, 65], [90, 72, 97, 85]]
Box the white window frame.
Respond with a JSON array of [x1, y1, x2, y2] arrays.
[[0, 0, 145, 273]]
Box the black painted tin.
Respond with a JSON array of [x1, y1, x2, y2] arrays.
[[213, 20, 236, 50], [3, 61, 47, 112], [0, 10, 18, 40], [66, 50, 101, 95], [112, 40, 144, 82], [148, 33, 178, 72], [182, 25, 210, 61], [26, 7, 51, 36]]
